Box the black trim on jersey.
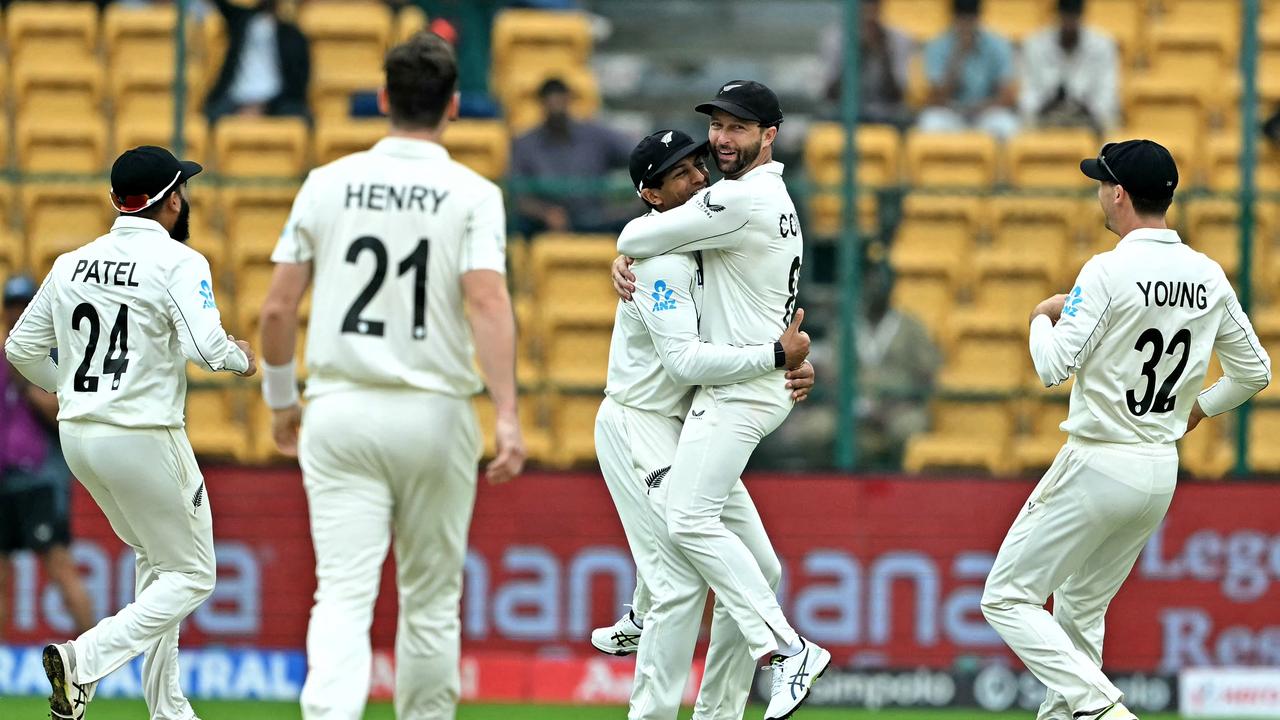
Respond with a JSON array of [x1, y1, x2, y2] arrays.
[[8, 274, 54, 338], [1071, 296, 1113, 365], [1225, 302, 1270, 376], [166, 288, 214, 371], [650, 218, 749, 256]]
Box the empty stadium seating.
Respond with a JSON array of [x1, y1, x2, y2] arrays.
[[114, 116, 209, 167], [977, 197, 1080, 285], [491, 9, 592, 80], [6, 2, 99, 72], [1083, 0, 1144, 64], [904, 399, 1015, 475], [1181, 198, 1271, 280], [313, 120, 387, 166], [905, 131, 998, 188], [221, 186, 300, 269], [980, 0, 1051, 43], [1012, 400, 1068, 473], [14, 64, 104, 124], [103, 3, 180, 71], [936, 328, 1028, 394], [213, 117, 310, 178], [186, 388, 251, 462], [16, 117, 108, 175], [311, 70, 383, 121], [549, 392, 603, 466], [441, 120, 510, 181], [1005, 129, 1098, 189], [297, 1, 392, 79], [22, 184, 113, 275], [804, 123, 902, 189], [889, 194, 985, 282], [881, 0, 950, 42]]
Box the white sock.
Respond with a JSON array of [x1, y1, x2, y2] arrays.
[[775, 636, 804, 658]]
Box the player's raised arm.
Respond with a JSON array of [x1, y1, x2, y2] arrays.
[[1028, 258, 1113, 387], [164, 254, 252, 375], [616, 180, 754, 258], [632, 255, 801, 385], [1195, 280, 1272, 419], [3, 272, 60, 392]]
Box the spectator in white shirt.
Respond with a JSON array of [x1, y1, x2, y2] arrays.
[[1018, 0, 1120, 133]]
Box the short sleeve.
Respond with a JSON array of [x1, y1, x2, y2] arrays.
[[462, 183, 507, 274], [271, 173, 318, 264]]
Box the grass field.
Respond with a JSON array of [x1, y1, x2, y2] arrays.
[[0, 697, 1189, 719]]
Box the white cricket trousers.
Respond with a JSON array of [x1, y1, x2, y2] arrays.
[[594, 396, 782, 720], [664, 378, 798, 661], [60, 420, 215, 720], [298, 387, 480, 720], [982, 437, 1176, 719]]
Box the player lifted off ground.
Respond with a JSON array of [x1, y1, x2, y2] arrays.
[[592, 129, 816, 720], [611, 81, 828, 720], [982, 140, 1271, 720], [258, 32, 525, 720], [5, 146, 256, 720]]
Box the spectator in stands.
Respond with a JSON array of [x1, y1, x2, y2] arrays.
[[820, 0, 914, 127], [0, 276, 95, 639], [203, 0, 311, 124], [919, 0, 1020, 139], [1019, 0, 1119, 133], [510, 78, 635, 234]]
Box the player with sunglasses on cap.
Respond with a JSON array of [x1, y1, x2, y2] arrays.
[[981, 139, 1271, 720], [5, 145, 256, 720]]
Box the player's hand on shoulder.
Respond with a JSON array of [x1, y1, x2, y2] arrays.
[[271, 404, 303, 457], [1031, 293, 1069, 325], [786, 360, 815, 402], [229, 335, 258, 377], [611, 255, 637, 302], [780, 308, 810, 369], [487, 412, 526, 485]]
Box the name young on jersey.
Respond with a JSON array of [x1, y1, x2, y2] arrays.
[[71, 259, 140, 287], [344, 183, 449, 213], [1137, 281, 1208, 310]]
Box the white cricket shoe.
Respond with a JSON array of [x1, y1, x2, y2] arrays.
[[44, 643, 97, 720], [590, 609, 644, 656], [1077, 702, 1139, 720], [763, 637, 831, 720]]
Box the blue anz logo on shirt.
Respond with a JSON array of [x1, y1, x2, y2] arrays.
[[651, 280, 676, 312], [199, 280, 217, 310], [1062, 286, 1084, 318]]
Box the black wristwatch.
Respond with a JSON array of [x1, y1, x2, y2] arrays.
[[774, 341, 786, 369]]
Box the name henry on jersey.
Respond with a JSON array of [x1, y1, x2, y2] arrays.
[[1137, 281, 1208, 310], [345, 183, 449, 213], [71, 259, 140, 287]]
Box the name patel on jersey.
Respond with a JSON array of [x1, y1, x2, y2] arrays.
[[345, 183, 449, 213], [1137, 280, 1208, 310], [71, 259, 140, 287]]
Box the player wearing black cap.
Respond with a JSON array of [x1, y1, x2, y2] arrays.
[[4, 145, 256, 720], [982, 139, 1271, 720], [591, 129, 813, 720], [613, 82, 830, 720]]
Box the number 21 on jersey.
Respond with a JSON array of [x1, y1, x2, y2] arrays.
[[342, 235, 430, 339]]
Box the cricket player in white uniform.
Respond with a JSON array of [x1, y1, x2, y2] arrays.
[[593, 129, 816, 720], [612, 81, 829, 720], [982, 139, 1272, 720], [257, 33, 524, 720], [5, 146, 256, 720]]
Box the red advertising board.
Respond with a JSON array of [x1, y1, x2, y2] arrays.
[[6, 469, 1279, 674]]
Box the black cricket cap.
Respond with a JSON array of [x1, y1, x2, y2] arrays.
[[1080, 139, 1179, 201], [630, 129, 709, 194], [110, 145, 202, 214], [695, 80, 784, 127]]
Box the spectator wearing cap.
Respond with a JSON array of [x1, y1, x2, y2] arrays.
[[919, 0, 1020, 140], [204, 0, 311, 123], [0, 275, 96, 640], [820, 0, 915, 127], [1019, 0, 1120, 133], [509, 78, 635, 235]]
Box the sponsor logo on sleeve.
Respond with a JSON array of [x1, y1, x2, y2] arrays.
[[651, 280, 677, 312], [199, 280, 217, 310], [1062, 286, 1084, 318]]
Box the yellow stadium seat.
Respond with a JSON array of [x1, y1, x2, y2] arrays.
[[112, 66, 204, 125], [889, 194, 986, 281], [114, 116, 209, 167], [1206, 135, 1280, 192], [186, 387, 250, 461], [937, 329, 1029, 394], [981, 0, 1052, 42], [186, 188, 227, 279], [234, 262, 282, 334], [1262, 23, 1280, 79], [1122, 76, 1210, 149], [1248, 407, 1280, 473], [441, 120, 509, 180], [297, 1, 392, 78], [6, 2, 98, 71], [16, 117, 108, 175], [904, 399, 1015, 475], [213, 117, 310, 178], [1181, 198, 1270, 281], [22, 184, 114, 274], [512, 297, 543, 387], [1083, 0, 1143, 65], [548, 391, 602, 467], [1159, 0, 1241, 40], [805, 123, 902, 189], [0, 185, 19, 273], [976, 197, 1080, 284], [0, 113, 8, 171], [491, 9, 592, 78], [473, 392, 554, 466], [890, 274, 953, 342], [807, 193, 876, 239], [0, 57, 8, 109], [199, 11, 228, 85], [544, 320, 611, 390], [311, 70, 383, 121], [1179, 403, 1234, 479], [1012, 400, 1068, 474], [881, 0, 951, 42], [500, 65, 601, 134], [313, 119, 387, 166], [529, 234, 618, 329], [905, 131, 998, 188], [951, 275, 1053, 341], [1005, 129, 1098, 189], [395, 5, 428, 43], [14, 64, 104, 123], [221, 186, 300, 269], [1146, 25, 1233, 90], [104, 3, 178, 71]]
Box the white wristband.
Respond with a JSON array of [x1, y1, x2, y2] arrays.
[[261, 361, 300, 409]]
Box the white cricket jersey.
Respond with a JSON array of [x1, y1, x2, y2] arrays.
[[1030, 228, 1271, 444], [4, 216, 249, 428], [604, 241, 776, 419], [271, 137, 506, 399]]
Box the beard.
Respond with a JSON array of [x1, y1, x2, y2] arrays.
[[171, 197, 191, 243], [715, 137, 762, 178]]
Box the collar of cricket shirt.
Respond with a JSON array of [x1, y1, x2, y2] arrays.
[[737, 160, 786, 181], [371, 136, 450, 161], [1118, 227, 1182, 245], [111, 215, 170, 235]]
